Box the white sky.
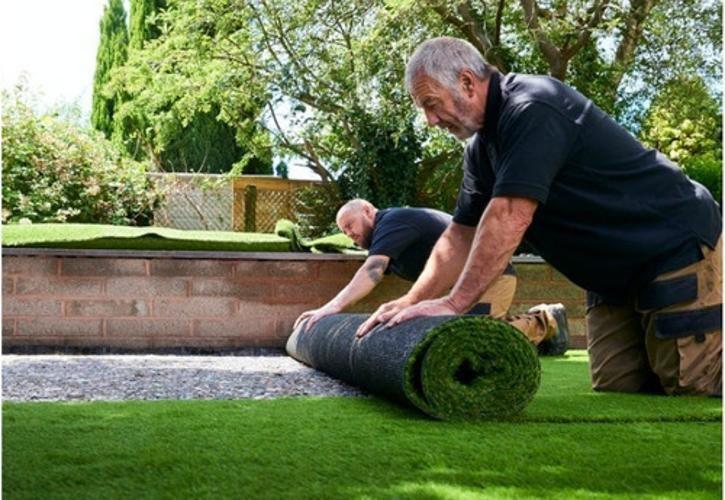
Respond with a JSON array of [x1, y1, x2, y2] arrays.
[[1, 1, 106, 118], [0, 0, 318, 179]]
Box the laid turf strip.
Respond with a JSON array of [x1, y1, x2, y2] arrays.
[[1, 222, 359, 253], [3, 398, 721, 499], [4, 354, 721, 499], [288, 314, 541, 420]]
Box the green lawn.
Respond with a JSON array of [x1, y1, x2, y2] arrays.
[[1, 222, 358, 253], [3, 351, 722, 499]]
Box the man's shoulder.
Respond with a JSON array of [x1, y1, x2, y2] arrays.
[[375, 207, 451, 230], [380, 207, 451, 226], [502, 73, 588, 112]]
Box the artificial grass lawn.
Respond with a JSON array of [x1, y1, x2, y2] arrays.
[[4, 351, 722, 499], [2, 222, 358, 253]]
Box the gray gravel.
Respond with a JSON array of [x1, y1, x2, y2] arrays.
[[2, 355, 365, 402]]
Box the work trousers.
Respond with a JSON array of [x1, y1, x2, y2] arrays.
[[586, 238, 722, 396]]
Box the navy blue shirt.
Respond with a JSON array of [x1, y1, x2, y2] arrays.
[[369, 207, 516, 282], [453, 71, 722, 303]]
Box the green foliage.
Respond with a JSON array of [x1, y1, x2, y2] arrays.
[[684, 154, 722, 203], [293, 183, 344, 237], [91, 0, 129, 138], [109, 0, 271, 175], [129, 0, 166, 49], [93, 0, 720, 225], [2, 88, 160, 225], [640, 76, 722, 202]]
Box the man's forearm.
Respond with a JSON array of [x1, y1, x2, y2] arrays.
[[448, 197, 537, 312], [405, 223, 475, 302], [326, 256, 388, 311]]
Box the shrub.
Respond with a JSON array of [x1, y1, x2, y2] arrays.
[[2, 89, 161, 225], [684, 153, 722, 204], [293, 183, 343, 237]]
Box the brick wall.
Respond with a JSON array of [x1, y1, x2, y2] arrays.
[[2, 251, 587, 351]]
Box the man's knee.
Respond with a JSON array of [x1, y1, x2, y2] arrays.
[[590, 368, 663, 394]]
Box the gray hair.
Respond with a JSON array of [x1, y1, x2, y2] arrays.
[[405, 37, 491, 93]]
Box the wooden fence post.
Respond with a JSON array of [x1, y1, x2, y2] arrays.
[[244, 185, 257, 232]]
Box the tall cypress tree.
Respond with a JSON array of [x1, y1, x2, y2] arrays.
[[91, 0, 128, 138], [129, 0, 166, 50]]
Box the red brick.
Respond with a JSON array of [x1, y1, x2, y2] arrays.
[[15, 277, 103, 296], [236, 302, 309, 320], [61, 258, 147, 276], [233, 261, 316, 279], [4, 298, 62, 317], [192, 317, 277, 338], [154, 298, 237, 318], [316, 261, 361, 281], [150, 259, 232, 277], [3, 256, 59, 275], [270, 282, 341, 304], [191, 279, 272, 299], [66, 300, 150, 317], [106, 319, 191, 337], [106, 277, 187, 297], [3, 277, 14, 295], [3, 318, 15, 337], [15, 318, 102, 336]]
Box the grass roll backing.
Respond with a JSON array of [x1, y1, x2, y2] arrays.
[[287, 314, 541, 420]]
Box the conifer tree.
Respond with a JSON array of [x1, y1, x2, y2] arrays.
[[129, 0, 166, 49], [91, 0, 128, 138]]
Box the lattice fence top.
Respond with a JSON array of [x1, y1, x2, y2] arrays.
[[150, 174, 319, 232]]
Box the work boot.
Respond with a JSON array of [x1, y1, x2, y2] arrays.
[[528, 303, 569, 356]]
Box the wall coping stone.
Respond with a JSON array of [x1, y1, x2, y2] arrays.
[[2, 247, 546, 263]]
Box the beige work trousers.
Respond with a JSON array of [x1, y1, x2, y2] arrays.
[[586, 237, 722, 396]]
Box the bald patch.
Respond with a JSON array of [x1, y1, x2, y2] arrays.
[[337, 199, 374, 222]]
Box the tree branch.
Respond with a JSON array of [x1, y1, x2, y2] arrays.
[[561, 0, 611, 60], [609, 0, 659, 91], [520, 0, 567, 79]]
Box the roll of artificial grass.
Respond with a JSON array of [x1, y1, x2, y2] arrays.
[[287, 314, 541, 420]]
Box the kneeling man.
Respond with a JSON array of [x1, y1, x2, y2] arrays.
[[294, 199, 568, 354]]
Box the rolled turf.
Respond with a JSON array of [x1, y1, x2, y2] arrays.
[[287, 314, 541, 420]]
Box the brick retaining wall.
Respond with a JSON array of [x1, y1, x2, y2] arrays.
[[2, 250, 587, 351]]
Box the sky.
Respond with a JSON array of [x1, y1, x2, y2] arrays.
[[0, 0, 318, 179], [1, 0, 107, 118]]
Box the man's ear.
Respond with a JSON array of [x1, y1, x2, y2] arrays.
[[459, 70, 477, 98]]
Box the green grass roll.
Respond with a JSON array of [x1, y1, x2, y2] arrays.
[[287, 314, 541, 420]]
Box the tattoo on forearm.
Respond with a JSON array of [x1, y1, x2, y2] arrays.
[[365, 260, 386, 283]]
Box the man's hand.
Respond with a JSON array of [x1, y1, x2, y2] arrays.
[[386, 296, 460, 328], [294, 305, 340, 332], [356, 295, 415, 337]]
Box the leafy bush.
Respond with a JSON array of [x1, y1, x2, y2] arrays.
[[684, 153, 722, 204], [2, 89, 161, 225], [293, 183, 344, 238]]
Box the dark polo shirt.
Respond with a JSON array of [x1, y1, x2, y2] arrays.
[[369, 207, 515, 282], [453, 71, 722, 304]]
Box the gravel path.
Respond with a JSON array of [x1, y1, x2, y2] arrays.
[[2, 355, 365, 402]]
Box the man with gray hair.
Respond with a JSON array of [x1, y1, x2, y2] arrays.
[[359, 37, 722, 397]]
